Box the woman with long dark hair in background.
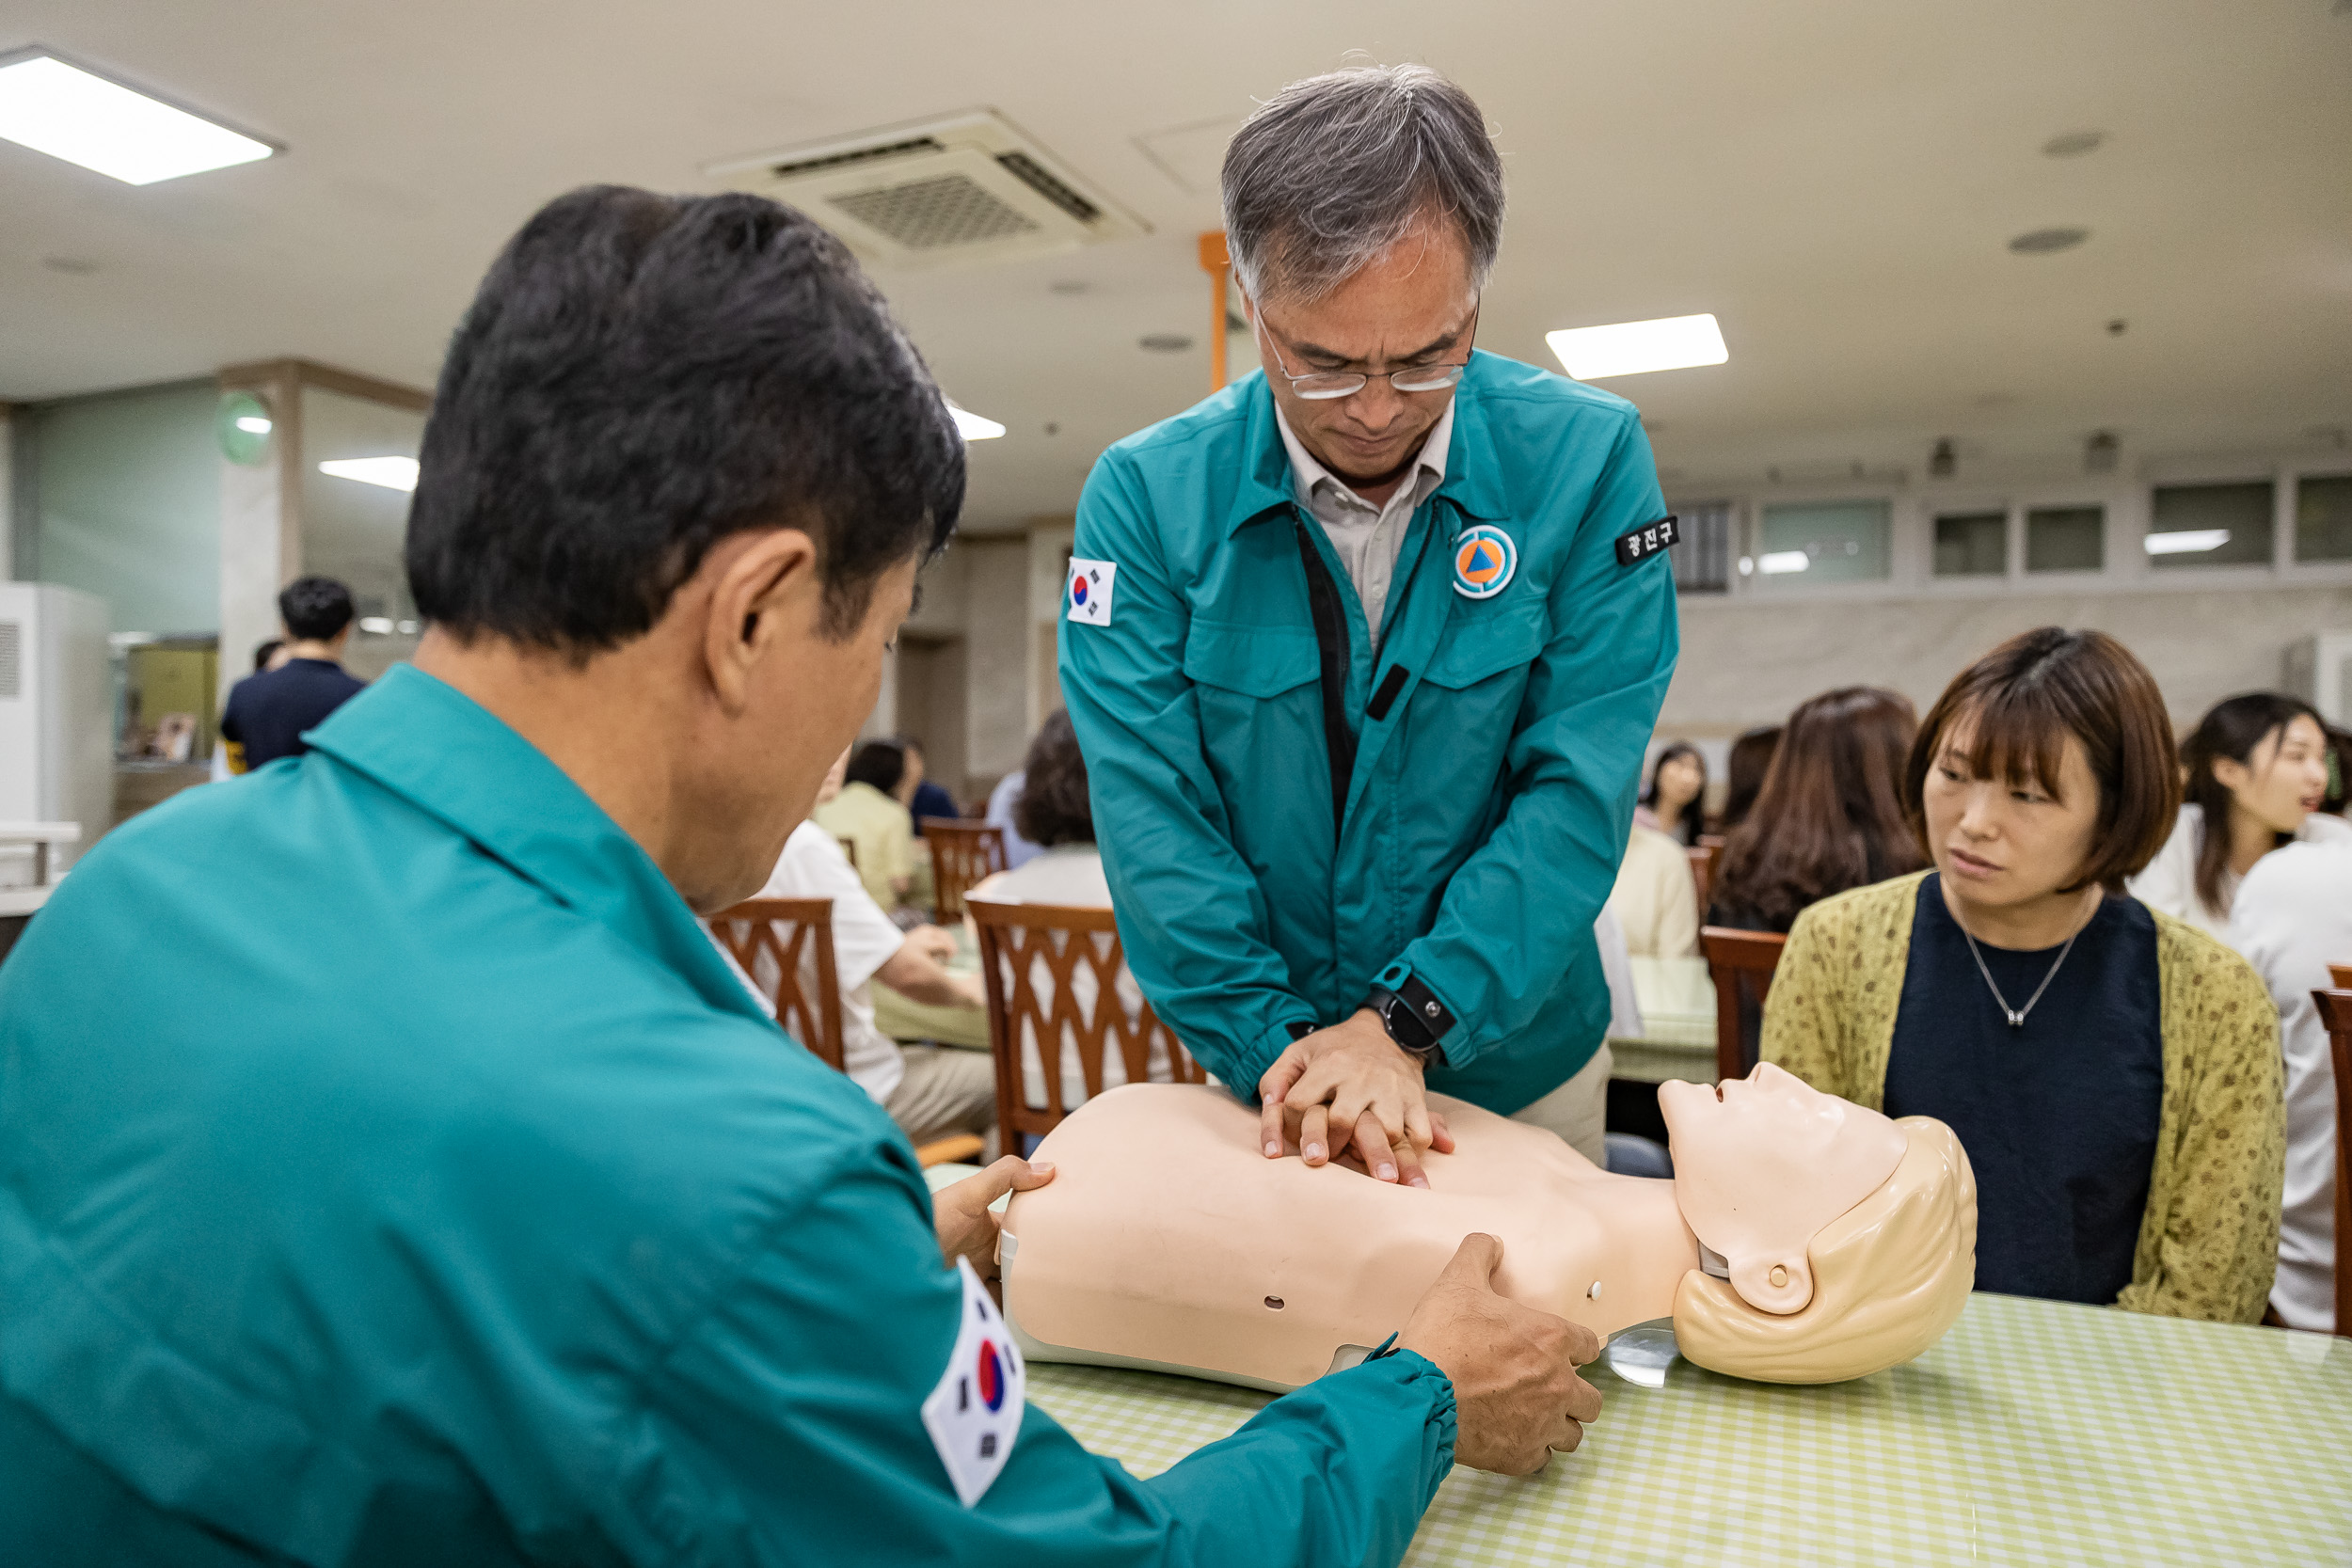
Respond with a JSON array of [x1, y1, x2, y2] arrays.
[[1636, 741, 1708, 847], [1708, 689, 1927, 933], [2128, 692, 2350, 937], [1717, 725, 1783, 834]]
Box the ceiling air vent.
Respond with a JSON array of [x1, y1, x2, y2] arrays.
[[708, 110, 1145, 269]]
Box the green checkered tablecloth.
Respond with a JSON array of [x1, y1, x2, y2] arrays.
[[1025, 1293, 2352, 1565]]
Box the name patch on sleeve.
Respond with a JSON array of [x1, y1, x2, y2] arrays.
[[920, 1258, 1025, 1508], [1614, 515, 1680, 568]]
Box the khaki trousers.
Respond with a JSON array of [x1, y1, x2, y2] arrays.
[[884, 1045, 998, 1155], [1505, 1041, 1613, 1167]]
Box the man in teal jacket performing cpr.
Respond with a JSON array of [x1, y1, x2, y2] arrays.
[[1063, 65, 1680, 1183], [0, 184, 1604, 1562]]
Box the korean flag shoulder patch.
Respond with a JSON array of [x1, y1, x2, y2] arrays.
[[1066, 558, 1117, 626], [1613, 515, 1680, 568], [920, 1257, 1025, 1508]]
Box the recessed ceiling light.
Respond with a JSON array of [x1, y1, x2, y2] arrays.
[[234, 415, 272, 435], [357, 617, 397, 635], [2009, 228, 2090, 255], [0, 51, 276, 185], [2143, 530, 2230, 556], [1757, 550, 1811, 575], [1546, 314, 1728, 380], [1139, 333, 1193, 353], [946, 403, 1005, 441], [319, 456, 419, 492], [2042, 131, 2106, 158]]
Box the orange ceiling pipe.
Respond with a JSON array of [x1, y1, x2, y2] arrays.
[[1199, 231, 1231, 394]]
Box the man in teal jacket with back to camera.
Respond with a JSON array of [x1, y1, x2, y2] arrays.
[[1063, 64, 1680, 1184], [0, 183, 1602, 1563]]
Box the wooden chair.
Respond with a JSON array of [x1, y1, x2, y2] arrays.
[[2328, 963, 2352, 991], [922, 818, 1006, 924], [837, 835, 859, 869], [1688, 840, 1724, 915], [1701, 927, 1788, 1083], [967, 898, 1208, 1148], [707, 896, 982, 1167], [708, 897, 844, 1071], [2312, 988, 2352, 1338]]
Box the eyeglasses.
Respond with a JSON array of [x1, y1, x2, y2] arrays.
[[1252, 305, 1477, 401]]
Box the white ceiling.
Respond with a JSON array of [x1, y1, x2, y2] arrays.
[[3, 0, 2348, 527]]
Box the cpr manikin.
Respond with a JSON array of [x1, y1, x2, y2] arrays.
[[1000, 1064, 1977, 1389]]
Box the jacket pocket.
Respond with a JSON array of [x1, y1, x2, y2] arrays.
[[1182, 621, 1320, 698], [1420, 602, 1549, 689]]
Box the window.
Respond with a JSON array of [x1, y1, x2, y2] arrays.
[[2026, 506, 2104, 573], [1933, 512, 2006, 578], [2294, 473, 2352, 563], [1669, 501, 1733, 593], [2148, 481, 2274, 569], [1756, 500, 1889, 585]]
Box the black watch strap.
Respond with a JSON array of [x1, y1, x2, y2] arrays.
[[1365, 980, 1453, 1068]]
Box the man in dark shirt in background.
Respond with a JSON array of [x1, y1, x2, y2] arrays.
[[219, 577, 368, 772]]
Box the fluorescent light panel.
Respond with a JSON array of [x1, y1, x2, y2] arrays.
[[319, 456, 419, 492], [947, 404, 1005, 441], [1757, 550, 1811, 575], [1548, 313, 1728, 380], [2143, 530, 2230, 556], [0, 54, 274, 185]]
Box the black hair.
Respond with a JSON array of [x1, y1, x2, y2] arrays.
[[278, 577, 355, 641], [2180, 691, 2328, 915], [845, 739, 908, 797], [1012, 709, 1093, 847], [405, 185, 963, 656], [1639, 740, 1708, 846], [252, 638, 285, 673]]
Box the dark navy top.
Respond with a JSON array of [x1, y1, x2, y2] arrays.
[[220, 657, 367, 768], [1884, 875, 2165, 1306]]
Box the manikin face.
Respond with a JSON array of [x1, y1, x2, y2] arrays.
[[2214, 714, 2329, 836], [1659, 1063, 1908, 1314], [1245, 219, 1478, 493], [1918, 713, 2102, 918]]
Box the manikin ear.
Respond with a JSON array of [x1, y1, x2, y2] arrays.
[[1728, 1249, 1814, 1316], [701, 528, 820, 715]]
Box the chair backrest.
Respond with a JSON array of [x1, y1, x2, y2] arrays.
[[2328, 962, 2352, 991], [707, 897, 846, 1072], [923, 818, 1007, 923], [1700, 926, 1788, 1082], [1687, 841, 1724, 915], [2312, 987, 2352, 1338], [966, 897, 1207, 1144], [836, 835, 859, 869]]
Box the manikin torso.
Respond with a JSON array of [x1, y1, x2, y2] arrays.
[[1003, 1070, 1907, 1391]]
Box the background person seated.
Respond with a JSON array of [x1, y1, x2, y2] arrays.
[[1717, 724, 1782, 834], [815, 736, 920, 914], [900, 734, 961, 834], [2230, 840, 2352, 1331], [1764, 628, 2284, 1322], [729, 748, 995, 1152], [1708, 687, 1924, 933], [217, 576, 366, 772], [1635, 740, 1708, 847], [968, 709, 1177, 1111], [2127, 692, 2352, 937], [1606, 822, 1699, 958]]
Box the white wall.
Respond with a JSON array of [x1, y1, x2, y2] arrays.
[[963, 540, 1029, 783]]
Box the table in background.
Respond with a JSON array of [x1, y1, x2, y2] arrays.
[[1027, 1293, 2352, 1566], [1609, 954, 1718, 1085]]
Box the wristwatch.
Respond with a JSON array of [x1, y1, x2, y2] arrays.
[[1364, 983, 1451, 1069]]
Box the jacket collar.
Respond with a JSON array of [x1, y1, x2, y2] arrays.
[[302, 664, 770, 1024], [1222, 350, 1514, 539]]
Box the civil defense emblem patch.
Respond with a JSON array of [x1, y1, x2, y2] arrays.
[[1452, 525, 1518, 599]]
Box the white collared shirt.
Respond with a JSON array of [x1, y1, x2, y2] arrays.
[[1274, 400, 1454, 645]]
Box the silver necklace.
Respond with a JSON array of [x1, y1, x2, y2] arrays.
[[1958, 903, 2092, 1029]]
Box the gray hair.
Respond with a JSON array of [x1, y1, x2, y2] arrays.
[[1221, 63, 1504, 305]]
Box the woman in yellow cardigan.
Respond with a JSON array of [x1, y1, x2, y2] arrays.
[[1764, 628, 2283, 1323]]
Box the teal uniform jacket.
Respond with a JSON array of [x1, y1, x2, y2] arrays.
[[0, 665, 1457, 1565], [1061, 352, 1680, 1115]]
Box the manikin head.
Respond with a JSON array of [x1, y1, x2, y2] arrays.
[[1660, 1063, 1907, 1314], [1663, 1066, 1978, 1384]]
